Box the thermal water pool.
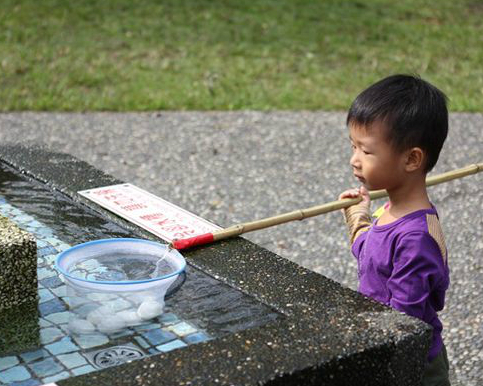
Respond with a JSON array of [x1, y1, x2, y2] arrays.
[[0, 164, 280, 386]]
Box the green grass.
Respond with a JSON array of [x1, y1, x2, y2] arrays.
[[1, 0, 483, 111]]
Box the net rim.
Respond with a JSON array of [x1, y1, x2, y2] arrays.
[[54, 238, 186, 286]]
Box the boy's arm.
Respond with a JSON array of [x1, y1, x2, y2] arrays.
[[387, 232, 449, 318], [344, 204, 372, 245], [339, 187, 371, 245]]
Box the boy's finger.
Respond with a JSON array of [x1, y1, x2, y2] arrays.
[[339, 189, 359, 199]]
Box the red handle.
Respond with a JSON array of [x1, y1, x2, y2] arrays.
[[171, 233, 215, 250]]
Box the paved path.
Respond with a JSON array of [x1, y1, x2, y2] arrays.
[[1, 112, 482, 385]]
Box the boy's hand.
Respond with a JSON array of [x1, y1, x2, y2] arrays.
[[339, 186, 372, 245], [338, 186, 371, 211]]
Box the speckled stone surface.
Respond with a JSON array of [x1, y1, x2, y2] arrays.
[[0, 202, 40, 357], [0, 300, 40, 357], [0, 144, 432, 385], [0, 215, 38, 311]]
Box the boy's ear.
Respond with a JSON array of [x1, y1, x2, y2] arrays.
[[405, 147, 425, 172]]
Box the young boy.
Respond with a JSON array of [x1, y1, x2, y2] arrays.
[[339, 74, 450, 385]]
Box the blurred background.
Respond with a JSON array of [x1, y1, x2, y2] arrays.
[[1, 0, 482, 112]]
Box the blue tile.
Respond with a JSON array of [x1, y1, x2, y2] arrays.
[[9, 379, 41, 386], [72, 334, 109, 350], [25, 226, 41, 234], [45, 336, 79, 355], [36, 227, 54, 237], [0, 355, 19, 370], [57, 243, 72, 251], [40, 327, 64, 345], [155, 339, 187, 353], [42, 254, 58, 266], [49, 285, 67, 299], [38, 246, 58, 257], [71, 302, 98, 316], [142, 329, 176, 345], [72, 364, 95, 376], [27, 220, 43, 228], [40, 276, 63, 288], [133, 323, 161, 332], [41, 371, 70, 384], [39, 298, 67, 316], [20, 349, 48, 363], [28, 357, 63, 377], [44, 237, 62, 246], [15, 214, 35, 222], [44, 311, 70, 324], [39, 289, 55, 303], [36, 239, 49, 248], [0, 365, 31, 383], [168, 322, 197, 337], [158, 313, 179, 325], [134, 336, 150, 349], [183, 332, 210, 344], [108, 330, 134, 339], [6, 207, 22, 215], [38, 268, 57, 280], [39, 318, 52, 328], [37, 256, 50, 269], [57, 353, 87, 369]]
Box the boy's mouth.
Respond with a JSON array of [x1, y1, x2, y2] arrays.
[[354, 173, 365, 183]]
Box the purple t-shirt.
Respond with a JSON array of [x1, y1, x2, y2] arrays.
[[352, 206, 450, 362]]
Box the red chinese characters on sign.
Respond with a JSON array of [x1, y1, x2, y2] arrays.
[[141, 213, 196, 239], [78, 184, 220, 242], [93, 189, 147, 211]]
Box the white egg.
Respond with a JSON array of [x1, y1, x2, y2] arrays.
[[86, 309, 103, 325], [96, 315, 125, 333], [117, 310, 143, 326], [86, 306, 115, 325], [137, 299, 165, 320], [97, 305, 115, 314], [68, 318, 96, 334]]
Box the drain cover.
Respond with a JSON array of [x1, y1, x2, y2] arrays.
[[87, 345, 146, 369]]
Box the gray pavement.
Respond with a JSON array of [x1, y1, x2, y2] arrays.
[[0, 111, 482, 385]]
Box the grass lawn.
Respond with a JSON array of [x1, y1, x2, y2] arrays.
[[1, 0, 482, 111]]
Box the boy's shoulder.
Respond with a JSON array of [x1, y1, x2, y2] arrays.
[[375, 204, 447, 264], [373, 202, 441, 231], [423, 210, 447, 263]]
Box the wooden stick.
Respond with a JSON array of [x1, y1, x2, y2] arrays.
[[172, 162, 483, 250]]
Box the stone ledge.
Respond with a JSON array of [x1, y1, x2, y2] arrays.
[[0, 215, 38, 311], [0, 144, 432, 386]]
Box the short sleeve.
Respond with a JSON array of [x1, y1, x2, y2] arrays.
[[387, 232, 447, 319], [351, 230, 369, 261]]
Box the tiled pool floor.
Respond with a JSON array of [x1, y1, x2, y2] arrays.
[[0, 197, 211, 386]]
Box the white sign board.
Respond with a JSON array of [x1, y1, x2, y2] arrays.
[[78, 184, 221, 243]]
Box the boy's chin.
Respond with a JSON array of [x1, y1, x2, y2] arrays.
[[360, 182, 379, 191], [355, 177, 381, 191]]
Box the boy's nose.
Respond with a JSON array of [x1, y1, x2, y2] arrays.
[[350, 153, 360, 169]]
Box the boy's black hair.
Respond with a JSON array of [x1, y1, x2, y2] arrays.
[[347, 74, 448, 172]]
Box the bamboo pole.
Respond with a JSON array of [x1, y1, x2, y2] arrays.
[[172, 162, 483, 250]]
